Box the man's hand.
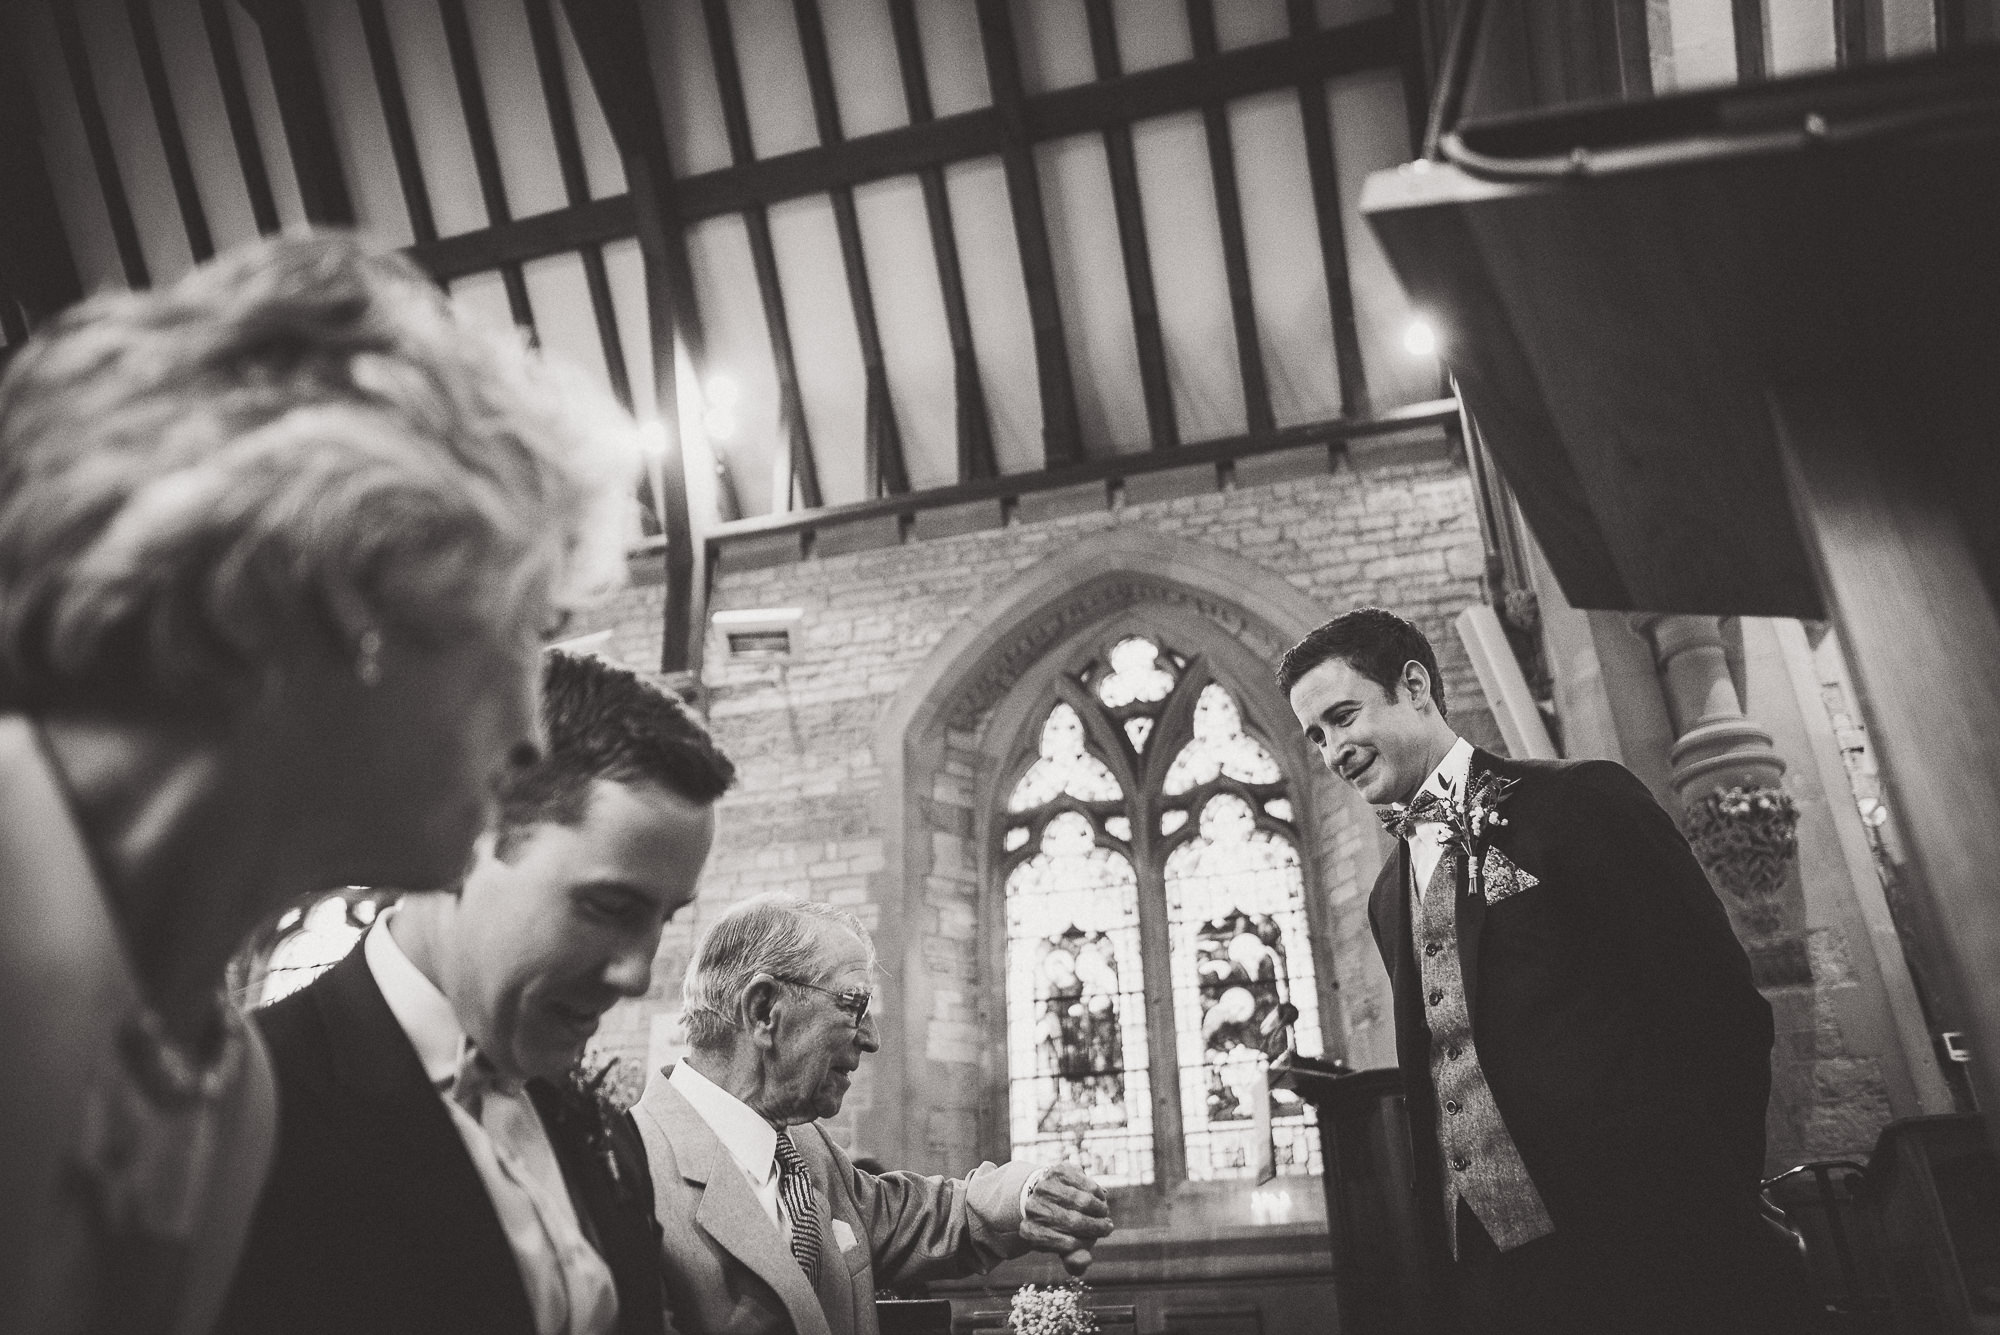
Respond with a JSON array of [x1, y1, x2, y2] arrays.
[[1018, 1164, 1113, 1275]]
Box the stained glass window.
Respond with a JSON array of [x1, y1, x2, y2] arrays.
[[1005, 812, 1154, 1185], [1166, 795, 1323, 1180], [1002, 636, 1322, 1190]]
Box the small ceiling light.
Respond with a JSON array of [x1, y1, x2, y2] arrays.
[[706, 373, 740, 408], [1403, 316, 1438, 357]]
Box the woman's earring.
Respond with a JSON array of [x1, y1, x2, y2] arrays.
[[355, 628, 384, 687]]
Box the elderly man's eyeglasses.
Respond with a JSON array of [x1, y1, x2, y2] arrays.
[[773, 976, 873, 1023]]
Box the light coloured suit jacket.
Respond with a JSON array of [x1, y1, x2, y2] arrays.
[[633, 1072, 1037, 1335]]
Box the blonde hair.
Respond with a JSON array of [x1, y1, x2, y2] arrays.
[[0, 233, 639, 712]]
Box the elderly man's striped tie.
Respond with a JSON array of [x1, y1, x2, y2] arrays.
[[773, 1133, 822, 1284]]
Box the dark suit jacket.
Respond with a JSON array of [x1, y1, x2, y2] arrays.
[[1369, 749, 1775, 1256], [215, 944, 668, 1335]]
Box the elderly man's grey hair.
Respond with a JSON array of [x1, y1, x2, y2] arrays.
[[681, 893, 876, 1052], [0, 232, 637, 713]]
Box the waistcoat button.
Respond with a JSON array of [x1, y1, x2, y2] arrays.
[[1427, 989, 1443, 1006], [1452, 1154, 1470, 1171], [1424, 941, 1441, 958], [1445, 1099, 1461, 1114]]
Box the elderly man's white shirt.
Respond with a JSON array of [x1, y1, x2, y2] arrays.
[[1408, 736, 1474, 896], [668, 1059, 801, 1244], [366, 918, 618, 1335]]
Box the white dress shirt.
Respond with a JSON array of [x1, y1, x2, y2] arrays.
[[1408, 736, 1475, 897], [367, 917, 619, 1335], [669, 1059, 799, 1242]]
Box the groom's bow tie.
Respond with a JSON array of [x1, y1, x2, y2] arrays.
[[442, 1039, 520, 1119], [1378, 790, 1450, 841]]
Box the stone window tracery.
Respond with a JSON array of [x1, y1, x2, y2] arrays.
[[1001, 636, 1323, 1188]]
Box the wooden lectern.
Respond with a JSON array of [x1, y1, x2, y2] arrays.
[[1361, 46, 2000, 1160], [1271, 1056, 1443, 1335]]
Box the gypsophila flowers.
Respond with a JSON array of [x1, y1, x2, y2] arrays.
[[1009, 1282, 1100, 1335]]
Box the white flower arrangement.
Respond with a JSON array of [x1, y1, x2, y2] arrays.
[[1008, 1282, 1100, 1335]]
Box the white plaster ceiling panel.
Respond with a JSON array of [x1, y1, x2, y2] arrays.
[[854, 175, 959, 492], [943, 157, 1043, 477], [1034, 133, 1147, 455], [1131, 110, 1246, 442]]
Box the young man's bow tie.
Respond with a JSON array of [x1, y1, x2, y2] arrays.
[[1377, 790, 1450, 841]]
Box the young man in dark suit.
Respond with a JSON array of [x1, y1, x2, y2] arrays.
[[1280, 607, 1807, 1334], [218, 650, 735, 1335]]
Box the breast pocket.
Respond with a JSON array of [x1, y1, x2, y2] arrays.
[[1479, 847, 1541, 906], [832, 1218, 870, 1275]]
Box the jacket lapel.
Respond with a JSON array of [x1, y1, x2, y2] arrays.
[[1453, 748, 1511, 1035], [313, 946, 539, 1335], [637, 1081, 833, 1335], [527, 1082, 665, 1335]]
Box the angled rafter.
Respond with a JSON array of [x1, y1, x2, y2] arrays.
[[125, 0, 213, 262], [436, 0, 535, 333], [522, 0, 630, 409], [1730, 0, 1766, 81], [558, 0, 709, 676], [793, 0, 909, 496], [197, 0, 278, 234], [1287, 0, 1368, 418], [51, 0, 148, 287], [885, 0, 995, 482], [354, 0, 436, 244], [1083, 0, 1176, 451], [1835, 0, 1871, 65], [975, 0, 1083, 468], [242, 0, 354, 225], [701, 0, 821, 510], [1185, 0, 1273, 435], [1935, 0, 1969, 50]]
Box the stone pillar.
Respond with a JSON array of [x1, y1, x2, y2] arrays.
[[1630, 613, 1804, 958], [1631, 613, 1787, 799], [1633, 613, 1816, 1170]]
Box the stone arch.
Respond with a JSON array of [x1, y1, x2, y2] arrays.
[[867, 528, 1390, 1173]]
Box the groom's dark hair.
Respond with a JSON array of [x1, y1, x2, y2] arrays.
[[492, 649, 735, 859], [1276, 607, 1448, 720]]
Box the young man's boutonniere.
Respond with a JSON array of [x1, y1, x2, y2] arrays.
[[563, 1053, 642, 1199], [1435, 771, 1519, 897]]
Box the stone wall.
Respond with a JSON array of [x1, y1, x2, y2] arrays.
[[577, 433, 1498, 1174]]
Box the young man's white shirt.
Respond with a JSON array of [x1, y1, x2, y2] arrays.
[[366, 916, 619, 1335], [1407, 735, 1474, 896]]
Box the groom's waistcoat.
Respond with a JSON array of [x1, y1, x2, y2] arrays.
[[1412, 850, 1553, 1256]]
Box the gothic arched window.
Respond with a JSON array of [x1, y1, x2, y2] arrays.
[[1001, 636, 1324, 1187]]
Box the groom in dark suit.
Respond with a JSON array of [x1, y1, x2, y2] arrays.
[[218, 650, 735, 1335], [1280, 607, 1805, 1334]]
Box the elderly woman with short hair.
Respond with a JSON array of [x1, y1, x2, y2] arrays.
[[0, 234, 639, 1335]]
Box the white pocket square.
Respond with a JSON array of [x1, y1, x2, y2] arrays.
[[831, 1219, 860, 1254], [1480, 848, 1539, 904]]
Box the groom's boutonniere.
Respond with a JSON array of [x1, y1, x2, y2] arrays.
[[1436, 771, 1519, 897], [563, 1053, 642, 1200]]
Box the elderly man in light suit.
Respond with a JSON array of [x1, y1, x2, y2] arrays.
[[632, 893, 1113, 1335]]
